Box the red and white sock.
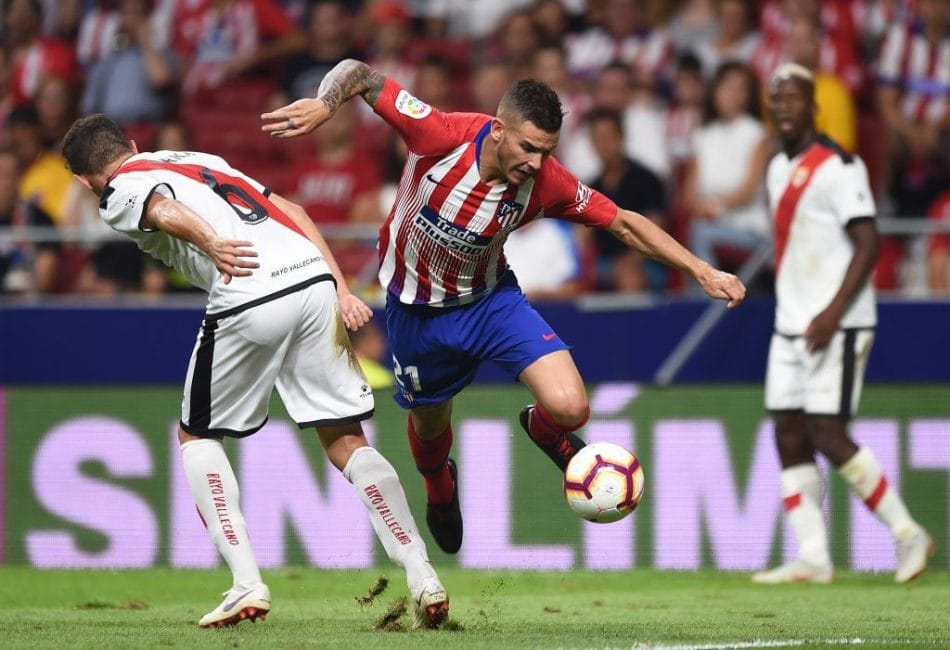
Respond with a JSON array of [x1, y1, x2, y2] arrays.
[[406, 418, 454, 504], [527, 402, 588, 445], [343, 446, 436, 590], [781, 463, 830, 566], [180, 438, 262, 588], [839, 447, 919, 539]]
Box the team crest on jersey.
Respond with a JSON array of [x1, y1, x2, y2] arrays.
[[791, 166, 810, 188], [395, 89, 432, 119], [496, 200, 524, 227]]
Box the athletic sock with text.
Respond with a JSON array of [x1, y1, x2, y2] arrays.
[[344, 446, 437, 589], [180, 438, 262, 588]]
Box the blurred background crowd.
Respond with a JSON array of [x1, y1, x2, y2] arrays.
[[0, 0, 947, 301]]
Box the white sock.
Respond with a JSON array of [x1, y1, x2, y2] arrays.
[[343, 446, 436, 590], [781, 463, 831, 567], [180, 438, 262, 588], [839, 447, 919, 539]]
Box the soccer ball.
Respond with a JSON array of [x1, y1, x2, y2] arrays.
[[563, 442, 645, 523]]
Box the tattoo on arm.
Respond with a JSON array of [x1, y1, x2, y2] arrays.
[[316, 59, 387, 113]]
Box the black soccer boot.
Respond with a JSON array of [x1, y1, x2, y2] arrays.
[[425, 458, 463, 554], [519, 405, 586, 471]]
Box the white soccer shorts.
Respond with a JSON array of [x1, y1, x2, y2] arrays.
[[764, 329, 874, 418], [180, 279, 374, 436]]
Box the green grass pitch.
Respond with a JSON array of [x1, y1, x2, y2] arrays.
[[1, 567, 947, 649]]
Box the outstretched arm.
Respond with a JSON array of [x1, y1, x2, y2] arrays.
[[261, 59, 387, 138], [606, 208, 747, 308], [144, 194, 259, 284]]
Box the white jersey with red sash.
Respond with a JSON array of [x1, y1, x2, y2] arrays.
[[766, 135, 877, 335], [100, 150, 331, 314], [371, 78, 617, 307]]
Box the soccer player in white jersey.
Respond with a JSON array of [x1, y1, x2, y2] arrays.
[[753, 64, 934, 585], [61, 114, 449, 629], [262, 59, 746, 555]]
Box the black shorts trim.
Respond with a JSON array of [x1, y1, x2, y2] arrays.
[[839, 329, 857, 419], [187, 318, 218, 430], [297, 408, 375, 430], [205, 273, 336, 322], [179, 416, 269, 439]]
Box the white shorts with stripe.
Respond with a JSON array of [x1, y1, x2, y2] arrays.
[[180, 277, 374, 436], [764, 329, 874, 418]]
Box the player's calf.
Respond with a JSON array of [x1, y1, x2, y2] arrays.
[[519, 404, 587, 471]]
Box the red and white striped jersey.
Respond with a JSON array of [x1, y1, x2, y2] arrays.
[[101, 151, 330, 314], [877, 20, 950, 124], [372, 79, 618, 307]]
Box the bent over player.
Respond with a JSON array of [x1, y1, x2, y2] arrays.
[[61, 114, 449, 628], [262, 60, 746, 555], [753, 64, 934, 584]]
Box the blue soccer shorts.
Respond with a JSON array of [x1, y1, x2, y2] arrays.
[[383, 272, 570, 408]]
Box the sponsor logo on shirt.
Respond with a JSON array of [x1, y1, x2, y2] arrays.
[[395, 89, 432, 119], [414, 205, 492, 255], [575, 181, 592, 213]]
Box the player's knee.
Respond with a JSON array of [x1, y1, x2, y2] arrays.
[[545, 395, 590, 431]]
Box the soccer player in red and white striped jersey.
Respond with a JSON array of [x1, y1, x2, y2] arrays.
[[754, 63, 934, 585], [263, 59, 746, 555]]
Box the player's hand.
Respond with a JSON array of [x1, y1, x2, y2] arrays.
[[698, 267, 746, 308], [208, 238, 259, 284], [338, 292, 373, 331], [261, 98, 331, 138], [804, 307, 841, 353]]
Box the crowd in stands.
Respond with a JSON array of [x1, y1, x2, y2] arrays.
[[0, 0, 947, 299]]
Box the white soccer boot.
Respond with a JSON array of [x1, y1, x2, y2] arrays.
[[198, 583, 271, 628], [895, 529, 936, 584], [751, 559, 834, 584], [411, 575, 449, 629]]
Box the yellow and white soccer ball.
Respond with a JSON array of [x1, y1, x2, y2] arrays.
[[563, 442, 645, 523]]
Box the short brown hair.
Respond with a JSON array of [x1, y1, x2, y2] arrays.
[[62, 114, 132, 176]]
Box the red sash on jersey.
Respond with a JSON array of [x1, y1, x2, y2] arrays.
[[111, 160, 307, 239], [774, 142, 837, 272]]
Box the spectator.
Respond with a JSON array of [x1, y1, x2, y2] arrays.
[[481, 9, 542, 80], [665, 0, 717, 53], [565, 0, 674, 85], [80, 0, 179, 126], [153, 120, 192, 152], [420, 0, 537, 40], [365, 1, 417, 91], [275, 0, 360, 105], [876, 0, 949, 220], [532, 43, 591, 177], [693, 0, 760, 78], [350, 317, 394, 390], [4, 0, 78, 106], [34, 75, 78, 149], [587, 108, 667, 293], [469, 60, 512, 116], [76, 0, 122, 68], [667, 52, 706, 171], [0, 146, 59, 293], [8, 105, 72, 225], [413, 54, 457, 112], [784, 16, 857, 153], [286, 102, 382, 224], [173, 0, 305, 97], [597, 62, 671, 182], [754, 0, 864, 96], [504, 218, 584, 300], [531, 0, 577, 46], [682, 61, 769, 273], [926, 188, 950, 295]]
